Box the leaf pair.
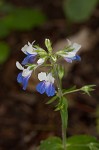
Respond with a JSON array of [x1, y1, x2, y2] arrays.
[[40, 135, 99, 150]]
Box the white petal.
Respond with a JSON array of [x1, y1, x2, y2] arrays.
[[21, 42, 37, 55], [26, 45, 37, 55], [46, 73, 54, 83], [65, 52, 75, 58], [63, 42, 81, 58], [28, 41, 31, 46], [22, 67, 32, 77], [38, 72, 47, 81], [37, 58, 44, 65], [16, 61, 24, 70], [72, 43, 81, 53], [67, 39, 71, 46], [60, 40, 81, 59], [32, 40, 35, 45], [21, 45, 28, 54]]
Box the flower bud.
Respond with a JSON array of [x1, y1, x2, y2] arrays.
[[45, 39, 52, 53], [81, 85, 96, 96]]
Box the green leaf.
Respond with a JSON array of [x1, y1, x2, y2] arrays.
[[0, 42, 10, 63], [39, 135, 99, 150], [3, 8, 46, 30], [63, 0, 98, 22], [67, 135, 99, 150], [46, 95, 57, 104], [39, 137, 63, 150], [0, 5, 46, 38]]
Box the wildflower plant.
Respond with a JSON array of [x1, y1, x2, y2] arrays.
[[16, 39, 99, 150]]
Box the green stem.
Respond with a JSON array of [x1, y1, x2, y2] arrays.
[[60, 109, 67, 150], [63, 89, 81, 96], [53, 64, 67, 150]]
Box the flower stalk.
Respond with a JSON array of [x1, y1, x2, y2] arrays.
[[53, 64, 67, 150]]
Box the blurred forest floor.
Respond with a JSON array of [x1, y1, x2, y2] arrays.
[[0, 0, 99, 150]]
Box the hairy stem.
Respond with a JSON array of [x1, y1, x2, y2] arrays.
[[53, 64, 67, 150]]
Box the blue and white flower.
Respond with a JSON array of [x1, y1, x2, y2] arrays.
[[62, 40, 81, 63], [16, 61, 32, 90], [21, 41, 37, 65], [36, 72, 55, 96]]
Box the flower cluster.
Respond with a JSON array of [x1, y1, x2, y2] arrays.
[[16, 39, 81, 96]]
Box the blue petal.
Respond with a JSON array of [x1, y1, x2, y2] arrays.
[[36, 82, 46, 94], [22, 54, 36, 65], [17, 73, 23, 83], [76, 55, 81, 61], [22, 75, 30, 90], [45, 83, 55, 97], [71, 55, 81, 61], [64, 55, 81, 63]]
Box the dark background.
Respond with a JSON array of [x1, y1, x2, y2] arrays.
[[0, 0, 99, 149]]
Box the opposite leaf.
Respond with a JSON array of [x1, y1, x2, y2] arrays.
[[39, 137, 63, 150], [67, 135, 99, 150]]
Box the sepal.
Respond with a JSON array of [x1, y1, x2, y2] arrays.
[[34, 45, 47, 57]]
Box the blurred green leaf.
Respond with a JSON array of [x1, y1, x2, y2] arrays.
[[0, 20, 10, 38], [0, 6, 46, 38], [67, 135, 99, 150], [39, 137, 63, 150], [63, 0, 98, 22], [3, 8, 46, 30], [0, 42, 10, 63]]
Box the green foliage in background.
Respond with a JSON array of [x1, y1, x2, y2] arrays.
[[0, 2, 46, 38], [40, 135, 99, 150], [0, 1, 46, 63], [1, 8, 46, 31], [0, 42, 10, 64], [0, 21, 10, 38], [63, 0, 98, 22]]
